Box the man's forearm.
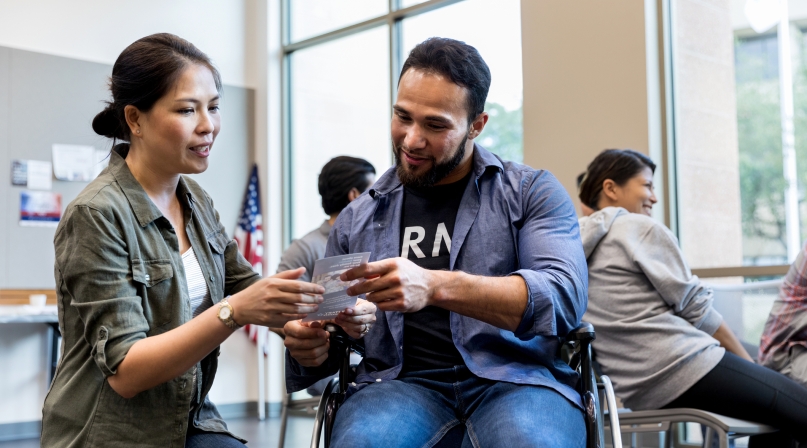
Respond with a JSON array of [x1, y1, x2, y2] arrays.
[[429, 270, 528, 332]]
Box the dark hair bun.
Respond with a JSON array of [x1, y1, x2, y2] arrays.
[[92, 104, 125, 139]]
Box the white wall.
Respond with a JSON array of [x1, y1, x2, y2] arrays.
[[0, 0, 273, 428], [0, 0, 260, 89]]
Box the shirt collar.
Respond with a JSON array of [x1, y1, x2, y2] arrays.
[[319, 220, 332, 236], [369, 143, 503, 198], [108, 144, 195, 227]]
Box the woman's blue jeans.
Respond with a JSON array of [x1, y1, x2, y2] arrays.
[[331, 365, 585, 448]]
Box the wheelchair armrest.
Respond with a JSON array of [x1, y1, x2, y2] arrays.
[[566, 322, 595, 342]]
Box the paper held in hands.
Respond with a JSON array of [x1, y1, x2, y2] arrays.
[[302, 252, 372, 323]]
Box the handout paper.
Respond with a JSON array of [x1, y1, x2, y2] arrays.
[[302, 252, 372, 323]]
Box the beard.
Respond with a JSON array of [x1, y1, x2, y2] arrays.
[[394, 133, 469, 188]]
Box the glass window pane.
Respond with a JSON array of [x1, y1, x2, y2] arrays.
[[289, 0, 388, 43], [290, 27, 392, 239], [400, 0, 428, 8], [671, 1, 807, 268], [401, 0, 523, 162]]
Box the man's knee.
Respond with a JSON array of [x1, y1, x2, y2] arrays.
[[330, 381, 453, 448], [468, 384, 585, 448]]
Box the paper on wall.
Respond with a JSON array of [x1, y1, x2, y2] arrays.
[[302, 252, 372, 323], [93, 149, 110, 178], [11, 160, 27, 186], [10, 160, 53, 190], [19, 190, 62, 227], [27, 160, 53, 190], [52, 144, 95, 181]]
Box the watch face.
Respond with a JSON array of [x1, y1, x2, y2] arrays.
[[219, 306, 231, 320]]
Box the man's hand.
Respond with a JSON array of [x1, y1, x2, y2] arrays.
[[342, 258, 440, 313], [333, 299, 377, 339], [284, 320, 330, 367]]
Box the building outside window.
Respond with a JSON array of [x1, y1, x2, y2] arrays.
[[283, 0, 523, 240], [669, 0, 807, 271]]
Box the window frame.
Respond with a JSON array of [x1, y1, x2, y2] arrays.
[[659, 0, 791, 279], [279, 0, 468, 245]]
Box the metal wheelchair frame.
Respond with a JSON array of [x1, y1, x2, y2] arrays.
[[310, 322, 622, 448]]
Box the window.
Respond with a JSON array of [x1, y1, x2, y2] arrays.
[[289, 27, 391, 239], [283, 0, 524, 241], [668, 0, 807, 271]]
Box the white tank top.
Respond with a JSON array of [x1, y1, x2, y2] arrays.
[[182, 247, 212, 317]]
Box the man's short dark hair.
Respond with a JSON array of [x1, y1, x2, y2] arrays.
[[319, 156, 376, 215], [399, 37, 491, 124]]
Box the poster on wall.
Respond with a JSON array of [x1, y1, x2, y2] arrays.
[[19, 191, 62, 227], [11, 160, 53, 190], [52, 144, 95, 181]]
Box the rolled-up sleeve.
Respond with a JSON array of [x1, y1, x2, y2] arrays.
[[511, 171, 588, 339], [57, 205, 149, 377], [633, 223, 723, 335]]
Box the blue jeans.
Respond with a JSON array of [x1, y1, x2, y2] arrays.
[[331, 365, 585, 448], [184, 430, 246, 448]]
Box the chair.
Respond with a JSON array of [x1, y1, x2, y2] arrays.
[[310, 322, 622, 448], [599, 276, 784, 448], [278, 339, 362, 448], [609, 408, 777, 448]]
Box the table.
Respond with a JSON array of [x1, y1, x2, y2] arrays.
[[0, 305, 60, 384]]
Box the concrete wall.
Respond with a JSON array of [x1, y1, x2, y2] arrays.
[[671, 0, 743, 269]]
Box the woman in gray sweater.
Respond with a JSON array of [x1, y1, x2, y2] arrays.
[[578, 149, 807, 447]]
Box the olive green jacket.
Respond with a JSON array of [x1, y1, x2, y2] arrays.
[[42, 145, 261, 447]]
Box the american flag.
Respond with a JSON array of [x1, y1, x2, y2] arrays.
[[234, 164, 267, 353]]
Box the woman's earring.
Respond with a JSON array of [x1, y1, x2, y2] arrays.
[[136, 129, 140, 134]]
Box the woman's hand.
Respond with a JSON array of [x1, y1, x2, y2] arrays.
[[284, 320, 330, 367], [228, 267, 325, 328], [333, 299, 377, 339]]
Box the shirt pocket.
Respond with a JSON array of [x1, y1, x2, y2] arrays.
[[207, 231, 228, 285], [132, 258, 175, 328]]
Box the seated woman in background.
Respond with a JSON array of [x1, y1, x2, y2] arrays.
[[578, 149, 807, 447], [41, 33, 375, 448], [760, 244, 807, 388]]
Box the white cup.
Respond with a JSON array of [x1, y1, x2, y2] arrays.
[[29, 294, 47, 308]]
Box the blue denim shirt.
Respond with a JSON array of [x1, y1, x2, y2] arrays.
[[285, 145, 588, 407]]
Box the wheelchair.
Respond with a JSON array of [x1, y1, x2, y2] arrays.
[[309, 322, 622, 448]]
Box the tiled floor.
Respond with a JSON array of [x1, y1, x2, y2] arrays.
[[0, 415, 317, 448]]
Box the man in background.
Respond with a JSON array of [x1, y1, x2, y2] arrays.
[[276, 156, 376, 282], [274, 156, 374, 395]]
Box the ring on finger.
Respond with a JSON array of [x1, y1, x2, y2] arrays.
[[360, 323, 371, 336]]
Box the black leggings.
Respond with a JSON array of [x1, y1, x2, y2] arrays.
[[662, 352, 807, 447]]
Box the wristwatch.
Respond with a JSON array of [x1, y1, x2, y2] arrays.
[[217, 299, 242, 330]]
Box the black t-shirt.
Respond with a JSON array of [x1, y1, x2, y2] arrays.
[[399, 173, 471, 373]]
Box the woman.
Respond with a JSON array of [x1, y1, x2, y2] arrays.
[[41, 33, 376, 448], [578, 149, 807, 447]]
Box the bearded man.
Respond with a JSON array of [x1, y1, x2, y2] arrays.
[[284, 37, 588, 448]]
